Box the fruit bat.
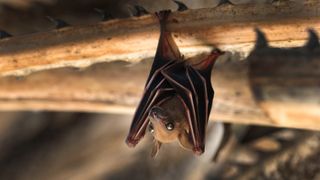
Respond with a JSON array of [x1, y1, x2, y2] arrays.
[[125, 10, 224, 157]]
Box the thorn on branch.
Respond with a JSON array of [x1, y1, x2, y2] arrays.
[[133, 5, 149, 17], [0, 30, 12, 39], [94, 8, 113, 21], [46, 16, 70, 29], [173, 0, 188, 11]]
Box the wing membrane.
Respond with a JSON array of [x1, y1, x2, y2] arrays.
[[162, 63, 205, 154], [187, 67, 209, 144], [126, 62, 177, 146]]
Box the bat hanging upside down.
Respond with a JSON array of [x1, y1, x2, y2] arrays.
[[126, 10, 225, 157]]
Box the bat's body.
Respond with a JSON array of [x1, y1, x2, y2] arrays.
[[126, 10, 224, 156]]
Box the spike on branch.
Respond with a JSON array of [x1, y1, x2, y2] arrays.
[[133, 5, 149, 17], [94, 8, 113, 21], [0, 30, 12, 39], [173, 0, 189, 11], [46, 16, 69, 29]]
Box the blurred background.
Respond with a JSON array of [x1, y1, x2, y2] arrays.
[[0, 0, 319, 180]]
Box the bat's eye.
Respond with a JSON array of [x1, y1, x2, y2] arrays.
[[165, 123, 174, 131], [149, 123, 154, 133]]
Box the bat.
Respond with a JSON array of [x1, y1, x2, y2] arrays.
[[125, 10, 224, 157]]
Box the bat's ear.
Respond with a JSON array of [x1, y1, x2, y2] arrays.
[[150, 139, 162, 158], [178, 130, 193, 151]]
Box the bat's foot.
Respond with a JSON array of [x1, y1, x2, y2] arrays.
[[155, 10, 171, 33], [155, 10, 171, 23]]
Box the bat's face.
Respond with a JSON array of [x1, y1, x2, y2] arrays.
[[147, 96, 193, 152]]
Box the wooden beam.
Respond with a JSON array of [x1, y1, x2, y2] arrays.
[[0, 54, 319, 131], [0, 0, 319, 76], [0, 57, 274, 126]]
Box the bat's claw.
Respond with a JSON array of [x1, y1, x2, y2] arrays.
[[125, 136, 139, 148], [155, 10, 171, 31], [193, 146, 204, 155], [155, 10, 171, 21]]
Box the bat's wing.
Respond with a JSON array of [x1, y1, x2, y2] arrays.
[[126, 11, 182, 147], [187, 67, 209, 148], [126, 63, 174, 146], [162, 62, 205, 154], [194, 49, 224, 115], [162, 50, 224, 154]]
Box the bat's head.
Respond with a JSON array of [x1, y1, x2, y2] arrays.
[[147, 96, 194, 157]]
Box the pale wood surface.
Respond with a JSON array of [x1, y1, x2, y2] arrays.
[[0, 0, 319, 76], [0, 56, 273, 125]]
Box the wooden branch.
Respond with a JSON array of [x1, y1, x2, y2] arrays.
[[0, 57, 273, 125], [0, 54, 319, 131], [0, 0, 319, 76]]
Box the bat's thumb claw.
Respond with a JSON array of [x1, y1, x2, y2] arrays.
[[193, 146, 204, 155], [125, 137, 138, 148]]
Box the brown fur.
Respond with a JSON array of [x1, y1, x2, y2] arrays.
[[149, 96, 193, 156]]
